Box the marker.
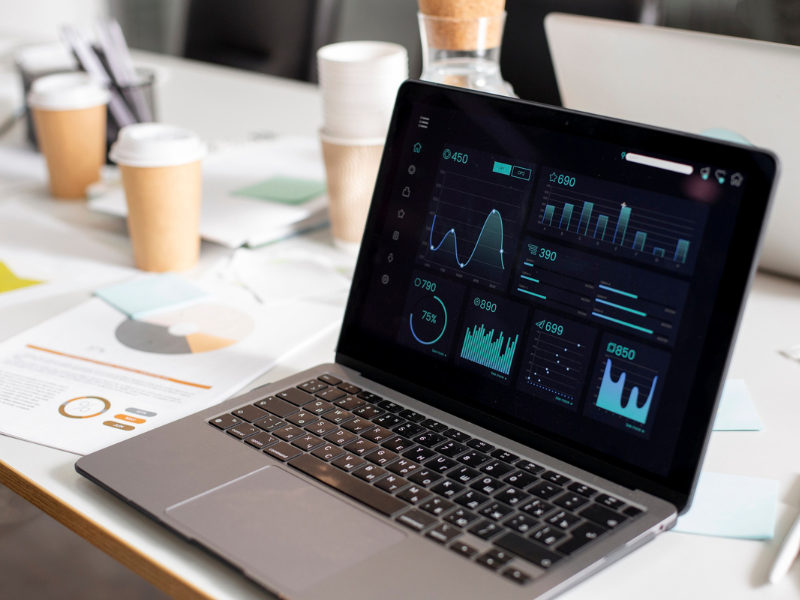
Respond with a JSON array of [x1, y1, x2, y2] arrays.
[[768, 508, 800, 584]]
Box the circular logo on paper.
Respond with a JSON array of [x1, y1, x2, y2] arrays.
[[59, 396, 111, 419]]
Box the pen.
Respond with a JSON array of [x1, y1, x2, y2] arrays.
[[769, 507, 800, 584]]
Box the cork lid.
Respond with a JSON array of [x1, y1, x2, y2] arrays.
[[418, 0, 505, 19]]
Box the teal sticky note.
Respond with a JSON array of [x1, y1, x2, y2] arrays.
[[233, 176, 327, 205], [95, 274, 208, 319], [674, 472, 778, 540], [713, 380, 764, 431]]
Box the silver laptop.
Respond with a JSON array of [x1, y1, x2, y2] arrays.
[[77, 81, 778, 599], [545, 13, 800, 280]]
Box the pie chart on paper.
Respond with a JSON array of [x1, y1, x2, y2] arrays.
[[115, 304, 255, 354]]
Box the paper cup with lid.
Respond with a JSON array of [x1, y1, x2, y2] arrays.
[[109, 123, 207, 272], [27, 72, 110, 199]]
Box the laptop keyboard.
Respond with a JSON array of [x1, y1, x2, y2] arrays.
[[209, 373, 645, 585]]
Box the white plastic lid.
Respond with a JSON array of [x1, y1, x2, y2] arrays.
[[109, 123, 207, 168], [27, 72, 110, 111]]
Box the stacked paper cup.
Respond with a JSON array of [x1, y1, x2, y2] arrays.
[[318, 42, 408, 247]]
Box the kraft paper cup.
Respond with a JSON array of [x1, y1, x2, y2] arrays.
[[321, 131, 384, 246], [27, 72, 110, 199], [109, 123, 207, 272]]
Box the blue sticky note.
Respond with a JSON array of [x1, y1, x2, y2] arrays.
[[713, 380, 764, 431], [674, 472, 778, 540], [95, 274, 208, 319]]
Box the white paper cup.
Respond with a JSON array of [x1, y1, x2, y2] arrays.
[[109, 124, 208, 272]]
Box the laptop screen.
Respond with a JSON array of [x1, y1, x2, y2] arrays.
[[338, 82, 776, 505]]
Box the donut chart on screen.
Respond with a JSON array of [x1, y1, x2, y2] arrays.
[[115, 304, 255, 354]]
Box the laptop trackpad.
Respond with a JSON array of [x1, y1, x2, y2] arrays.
[[166, 466, 405, 593]]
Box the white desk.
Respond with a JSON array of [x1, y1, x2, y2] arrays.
[[1, 47, 799, 600]]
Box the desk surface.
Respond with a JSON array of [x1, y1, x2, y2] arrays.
[[1, 47, 800, 600]]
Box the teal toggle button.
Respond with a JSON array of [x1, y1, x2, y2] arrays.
[[493, 161, 512, 175]]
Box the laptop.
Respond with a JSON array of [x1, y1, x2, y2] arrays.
[[544, 13, 800, 280], [76, 80, 778, 599]]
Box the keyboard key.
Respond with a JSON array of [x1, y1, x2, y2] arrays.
[[491, 449, 520, 464], [437, 440, 468, 458], [397, 485, 431, 504], [515, 460, 545, 475], [227, 424, 259, 439], [231, 405, 269, 422], [424, 455, 458, 473], [325, 429, 357, 446], [495, 487, 529, 507], [377, 400, 403, 413], [520, 499, 555, 519], [209, 414, 241, 430], [426, 522, 461, 544], [334, 395, 364, 410], [375, 474, 408, 493], [305, 420, 338, 436], [289, 453, 405, 516], [357, 391, 382, 402], [445, 508, 479, 528], [454, 490, 490, 511], [341, 417, 374, 434], [387, 458, 419, 476], [291, 433, 324, 451], [353, 404, 384, 419], [372, 413, 405, 428], [411, 431, 446, 448], [399, 409, 425, 423], [253, 415, 286, 431], [479, 502, 514, 522], [396, 509, 436, 532], [443, 428, 472, 443], [476, 548, 513, 571], [554, 492, 588, 511], [273, 425, 304, 441], [317, 374, 342, 386], [338, 382, 361, 394], [502, 470, 537, 490], [323, 408, 354, 425], [361, 426, 395, 443], [419, 496, 454, 517], [352, 463, 387, 483], [450, 541, 479, 558], [316, 387, 346, 402], [382, 436, 414, 453], [266, 442, 302, 462], [277, 388, 313, 407], [468, 519, 503, 540], [393, 422, 425, 437], [450, 466, 480, 484], [457, 450, 490, 468], [546, 510, 581, 530], [623, 506, 643, 518], [421, 419, 448, 433], [530, 481, 562, 500], [311, 443, 345, 461], [505, 513, 538, 534], [596, 494, 625, 510], [502, 567, 532, 585], [286, 411, 317, 427], [365, 448, 398, 466], [245, 432, 278, 449], [480, 460, 514, 478], [556, 522, 608, 555], [541, 471, 571, 486], [408, 468, 442, 487], [430, 479, 463, 499], [467, 439, 495, 453], [530, 525, 565, 546], [298, 379, 328, 394], [580, 504, 628, 528], [470, 475, 505, 496], [304, 400, 334, 415], [343, 438, 377, 456], [496, 532, 562, 569], [254, 396, 298, 418], [331, 453, 365, 472], [403, 445, 436, 464], [568, 482, 598, 498]]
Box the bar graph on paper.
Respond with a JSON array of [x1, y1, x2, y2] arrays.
[[533, 169, 707, 274]]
